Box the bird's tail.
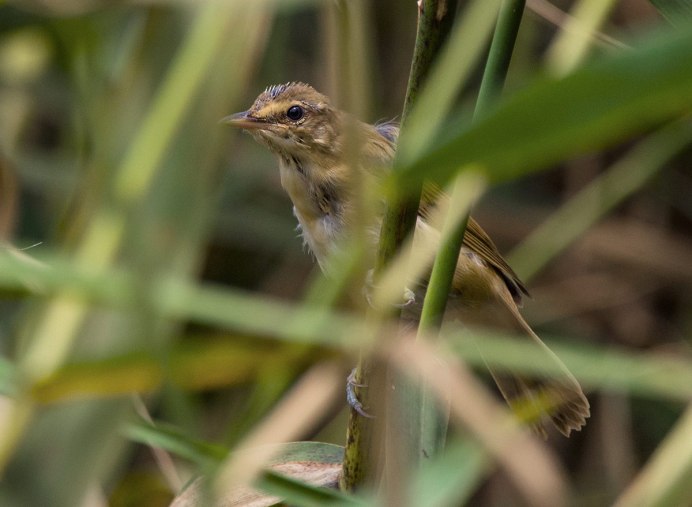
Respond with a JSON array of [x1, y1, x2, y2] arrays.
[[486, 295, 590, 438], [489, 366, 590, 438], [461, 283, 591, 438]]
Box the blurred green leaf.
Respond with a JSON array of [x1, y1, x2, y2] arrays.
[[0, 249, 371, 350], [411, 438, 490, 507], [614, 404, 692, 507], [125, 420, 228, 466], [398, 29, 692, 188], [30, 341, 317, 403], [649, 0, 692, 25], [257, 470, 365, 507], [4, 248, 692, 403], [0, 356, 18, 397], [445, 329, 692, 401]]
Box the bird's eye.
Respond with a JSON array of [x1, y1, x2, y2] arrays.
[[286, 105, 304, 121]]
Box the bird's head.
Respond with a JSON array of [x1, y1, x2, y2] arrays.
[[223, 82, 341, 159]]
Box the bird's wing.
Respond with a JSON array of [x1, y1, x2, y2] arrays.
[[361, 121, 398, 168], [420, 182, 529, 303], [464, 217, 529, 302], [368, 125, 528, 303]]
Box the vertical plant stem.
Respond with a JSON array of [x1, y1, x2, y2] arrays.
[[475, 0, 527, 118], [416, 0, 526, 460], [340, 0, 458, 492], [375, 0, 459, 273], [420, 0, 526, 328]]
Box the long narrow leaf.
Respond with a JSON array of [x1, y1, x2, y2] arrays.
[[398, 28, 692, 189], [649, 0, 692, 25], [125, 421, 228, 465]]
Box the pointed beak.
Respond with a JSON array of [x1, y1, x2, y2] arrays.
[[220, 111, 266, 130]]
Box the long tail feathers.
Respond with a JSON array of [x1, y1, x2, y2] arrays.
[[484, 285, 591, 438], [490, 370, 590, 438]]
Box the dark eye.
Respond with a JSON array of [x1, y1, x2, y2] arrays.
[[286, 105, 304, 121]]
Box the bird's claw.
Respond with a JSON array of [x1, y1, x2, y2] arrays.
[[347, 368, 374, 418]]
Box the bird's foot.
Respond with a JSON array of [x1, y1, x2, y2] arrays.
[[347, 368, 374, 418]]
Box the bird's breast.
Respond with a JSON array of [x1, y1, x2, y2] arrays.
[[278, 157, 344, 269]]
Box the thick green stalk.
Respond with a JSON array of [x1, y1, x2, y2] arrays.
[[340, 0, 458, 492], [416, 0, 526, 460], [474, 0, 526, 119], [375, 0, 458, 272]]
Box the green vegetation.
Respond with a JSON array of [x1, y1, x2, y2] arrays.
[[0, 1, 691, 506]]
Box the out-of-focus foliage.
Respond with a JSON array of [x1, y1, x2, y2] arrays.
[[0, 1, 691, 506]]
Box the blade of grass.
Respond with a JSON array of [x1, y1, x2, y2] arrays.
[[257, 470, 366, 507], [396, 0, 501, 165], [4, 250, 692, 402], [614, 403, 692, 507], [398, 28, 692, 190], [0, 250, 375, 350], [545, 0, 619, 75], [416, 0, 525, 348], [29, 341, 317, 403], [445, 328, 692, 400], [125, 420, 228, 466]]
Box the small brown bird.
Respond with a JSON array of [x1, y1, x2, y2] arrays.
[[224, 82, 589, 437]]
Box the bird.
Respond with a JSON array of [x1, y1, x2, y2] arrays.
[[223, 82, 589, 438]]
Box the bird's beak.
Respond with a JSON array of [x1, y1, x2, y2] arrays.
[[220, 111, 266, 130]]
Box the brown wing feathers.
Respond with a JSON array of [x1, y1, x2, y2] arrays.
[[419, 182, 529, 304]]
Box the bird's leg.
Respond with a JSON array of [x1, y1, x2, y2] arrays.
[[347, 368, 374, 418], [352, 271, 416, 418]]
